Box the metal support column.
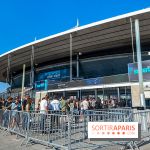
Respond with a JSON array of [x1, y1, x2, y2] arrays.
[[130, 18, 135, 63], [7, 54, 11, 84], [63, 91, 65, 97], [76, 53, 80, 99], [7, 54, 12, 94], [125, 87, 127, 107], [76, 54, 79, 78], [135, 19, 147, 131], [70, 34, 73, 81], [31, 45, 35, 89], [21, 64, 26, 101], [117, 87, 120, 102], [76, 53, 80, 97], [80, 90, 82, 100], [77, 90, 80, 99], [30, 44, 35, 108], [135, 19, 146, 108], [102, 87, 105, 101], [95, 89, 97, 101]]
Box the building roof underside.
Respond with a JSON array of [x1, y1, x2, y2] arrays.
[[1, 8, 150, 82]]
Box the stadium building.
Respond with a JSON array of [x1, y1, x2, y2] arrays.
[[1, 8, 150, 109]]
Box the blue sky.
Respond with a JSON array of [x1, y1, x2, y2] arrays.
[[0, 0, 150, 92]]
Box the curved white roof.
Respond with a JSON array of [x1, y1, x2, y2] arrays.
[[0, 8, 150, 81]]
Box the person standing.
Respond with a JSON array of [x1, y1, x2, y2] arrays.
[[21, 95, 32, 130], [74, 99, 79, 123], [69, 97, 74, 114], [3, 97, 13, 127], [22, 95, 32, 112], [50, 95, 61, 111], [80, 97, 89, 121], [10, 98, 19, 130], [50, 95, 60, 127], [40, 95, 48, 114], [4, 97, 13, 110], [60, 96, 66, 114], [36, 99, 41, 112], [95, 98, 102, 109], [0, 98, 3, 110], [40, 95, 48, 134], [0, 98, 3, 125], [81, 97, 89, 114]]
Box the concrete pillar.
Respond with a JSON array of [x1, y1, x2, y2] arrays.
[[131, 85, 140, 107]]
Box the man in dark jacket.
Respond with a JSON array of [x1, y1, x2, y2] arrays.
[[95, 98, 102, 110]]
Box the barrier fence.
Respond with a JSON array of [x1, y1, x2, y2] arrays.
[[0, 109, 150, 150]]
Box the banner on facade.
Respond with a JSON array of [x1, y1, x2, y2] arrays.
[[128, 60, 150, 82]]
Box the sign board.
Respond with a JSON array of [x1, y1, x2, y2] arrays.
[[128, 60, 150, 82], [37, 69, 69, 81], [35, 80, 48, 91], [47, 74, 128, 90]]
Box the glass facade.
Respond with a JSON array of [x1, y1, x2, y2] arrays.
[[36, 68, 69, 82], [11, 54, 150, 90], [12, 72, 31, 88]]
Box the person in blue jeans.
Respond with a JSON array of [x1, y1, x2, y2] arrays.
[[10, 98, 19, 129], [70, 99, 79, 123], [21, 95, 31, 130], [3, 97, 13, 128], [50, 95, 61, 128], [40, 95, 48, 134]]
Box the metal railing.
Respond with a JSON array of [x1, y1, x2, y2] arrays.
[[0, 109, 150, 149]]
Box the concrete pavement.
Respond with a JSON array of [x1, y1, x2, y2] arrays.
[[0, 130, 150, 150]]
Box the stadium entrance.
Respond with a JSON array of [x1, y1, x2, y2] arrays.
[[35, 81, 132, 110]]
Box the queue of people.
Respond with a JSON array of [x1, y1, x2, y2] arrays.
[[0, 95, 34, 129], [0, 95, 34, 112], [0, 94, 130, 133], [0, 95, 129, 114], [37, 95, 128, 114]]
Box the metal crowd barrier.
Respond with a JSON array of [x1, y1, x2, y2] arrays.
[[128, 110, 150, 149], [8, 110, 30, 139], [0, 109, 9, 131], [116, 109, 150, 150], [28, 112, 70, 149], [100, 108, 132, 115], [1, 109, 150, 149]]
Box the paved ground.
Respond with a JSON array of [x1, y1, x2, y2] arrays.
[[0, 129, 150, 150], [0, 130, 53, 150]]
